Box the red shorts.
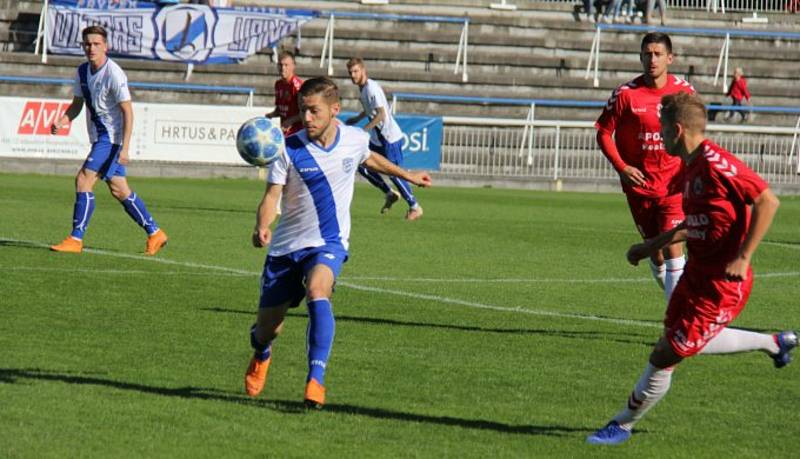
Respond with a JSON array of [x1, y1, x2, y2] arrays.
[[664, 266, 753, 357], [625, 193, 684, 240]]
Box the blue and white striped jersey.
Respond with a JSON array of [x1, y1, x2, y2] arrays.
[[72, 58, 131, 145], [267, 124, 372, 256]]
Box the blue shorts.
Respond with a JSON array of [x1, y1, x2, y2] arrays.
[[259, 244, 348, 309], [372, 139, 404, 165], [83, 136, 126, 181]]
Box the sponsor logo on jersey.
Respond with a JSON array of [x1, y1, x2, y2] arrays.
[[17, 101, 72, 136]]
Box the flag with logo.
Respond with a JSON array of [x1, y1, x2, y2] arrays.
[[46, 0, 317, 64]]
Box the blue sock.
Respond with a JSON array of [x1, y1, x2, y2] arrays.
[[250, 323, 272, 361], [389, 176, 418, 208], [358, 166, 391, 194], [121, 191, 159, 235], [70, 192, 95, 239], [307, 298, 335, 385]]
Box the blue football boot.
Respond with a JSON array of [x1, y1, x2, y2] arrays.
[[772, 331, 798, 369], [586, 421, 632, 445]]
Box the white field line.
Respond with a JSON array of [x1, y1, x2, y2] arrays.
[[3, 238, 797, 330], [5, 266, 797, 282], [762, 241, 800, 250]]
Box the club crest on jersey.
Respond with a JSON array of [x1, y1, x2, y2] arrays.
[[342, 157, 355, 174], [692, 176, 704, 196], [154, 5, 216, 63]]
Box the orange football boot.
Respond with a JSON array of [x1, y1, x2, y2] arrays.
[[405, 206, 423, 221], [50, 236, 83, 253], [145, 229, 168, 256], [244, 356, 271, 397], [304, 378, 326, 409]]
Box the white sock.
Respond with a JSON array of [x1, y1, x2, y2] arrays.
[[664, 256, 685, 303], [649, 260, 666, 291], [613, 363, 673, 430], [699, 327, 779, 355]]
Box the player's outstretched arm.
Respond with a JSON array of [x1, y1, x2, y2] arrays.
[[50, 96, 84, 135], [362, 107, 386, 132], [345, 111, 366, 126], [362, 153, 432, 188], [725, 188, 779, 281], [626, 222, 687, 266], [253, 182, 284, 248]]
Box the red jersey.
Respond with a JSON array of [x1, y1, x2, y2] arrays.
[[727, 77, 750, 101], [682, 140, 767, 272], [274, 75, 303, 135], [596, 74, 695, 198]]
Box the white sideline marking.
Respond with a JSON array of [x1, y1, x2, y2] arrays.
[[3, 237, 797, 330], [337, 281, 662, 329], [763, 241, 800, 251], [344, 275, 652, 284]]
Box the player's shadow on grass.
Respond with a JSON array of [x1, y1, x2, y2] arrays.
[[0, 239, 44, 250], [203, 307, 657, 346], [0, 367, 594, 437]]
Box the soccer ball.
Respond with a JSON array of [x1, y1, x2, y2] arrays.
[[236, 117, 284, 166]]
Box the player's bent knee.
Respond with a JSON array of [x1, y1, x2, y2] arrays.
[[649, 336, 683, 368]]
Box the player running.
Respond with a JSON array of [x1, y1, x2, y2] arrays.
[[265, 51, 304, 136], [345, 57, 424, 220], [596, 33, 694, 302], [244, 77, 431, 409], [587, 92, 797, 445], [50, 25, 167, 255]]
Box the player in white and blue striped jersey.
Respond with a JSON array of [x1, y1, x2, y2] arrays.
[[49, 25, 167, 256], [244, 77, 431, 409], [345, 57, 424, 220]]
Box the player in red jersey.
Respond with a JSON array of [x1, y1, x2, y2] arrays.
[[265, 51, 303, 136], [596, 33, 695, 303], [587, 92, 797, 445]]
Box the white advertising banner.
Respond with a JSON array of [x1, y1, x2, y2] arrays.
[[0, 96, 270, 165]]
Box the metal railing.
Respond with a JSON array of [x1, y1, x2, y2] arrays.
[[440, 117, 800, 186], [0, 75, 256, 106], [560, 0, 797, 13]]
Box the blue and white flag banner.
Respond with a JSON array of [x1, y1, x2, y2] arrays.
[[47, 0, 318, 64], [339, 112, 443, 171]]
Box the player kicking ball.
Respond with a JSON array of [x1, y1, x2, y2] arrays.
[[244, 77, 431, 409], [587, 92, 797, 445], [49, 25, 167, 255]]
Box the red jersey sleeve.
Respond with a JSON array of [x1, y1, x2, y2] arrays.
[[709, 148, 767, 204], [595, 85, 627, 135]]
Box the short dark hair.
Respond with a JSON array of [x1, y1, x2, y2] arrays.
[[82, 25, 107, 42], [277, 51, 295, 63], [641, 32, 672, 54], [298, 77, 339, 104]]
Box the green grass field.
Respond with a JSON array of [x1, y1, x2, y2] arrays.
[[1, 172, 798, 457]]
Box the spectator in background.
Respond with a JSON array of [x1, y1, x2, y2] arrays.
[[265, 51, 303, 136], [603, 0, 636, 23], [582, 0, 597, 23], [646, 0, 667, 25], [726, 67, 751, 123]]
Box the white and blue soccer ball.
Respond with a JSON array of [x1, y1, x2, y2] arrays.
[[236, 117, 284, 167]]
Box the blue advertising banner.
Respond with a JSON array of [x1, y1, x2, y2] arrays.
[[338, 112, 442, 171], [47, 0, 317, 64]]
